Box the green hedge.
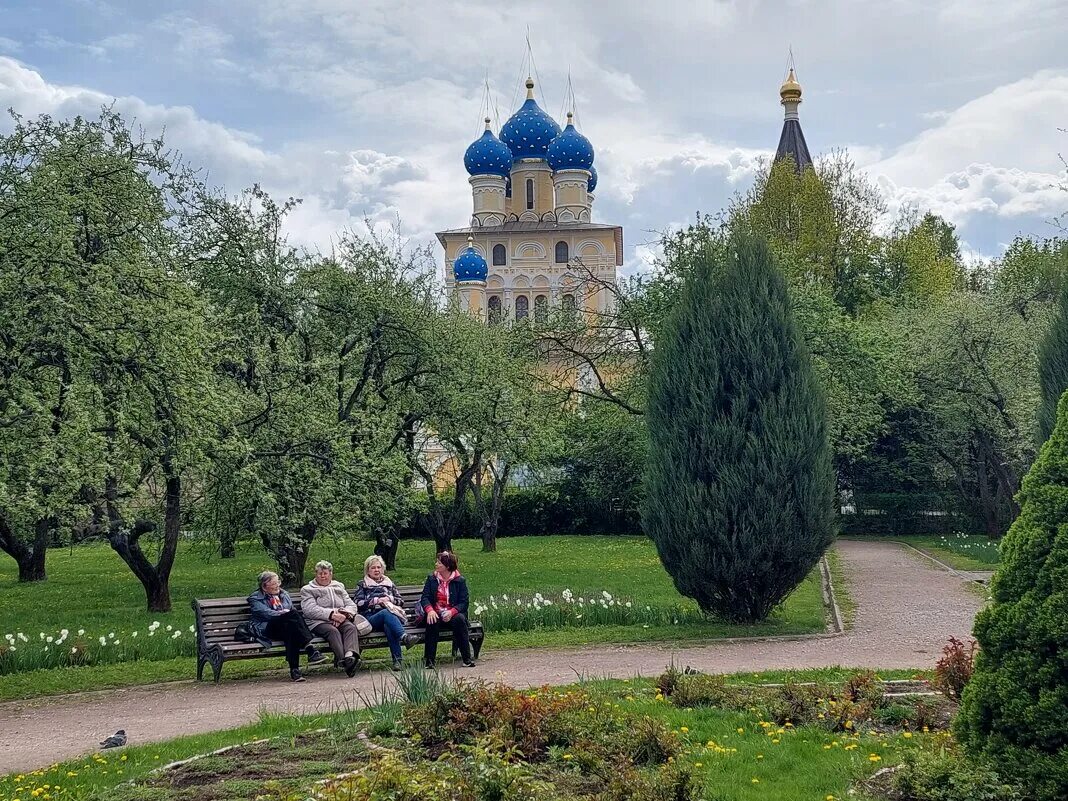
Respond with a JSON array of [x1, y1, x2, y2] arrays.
[[397, 484, 642, 540]]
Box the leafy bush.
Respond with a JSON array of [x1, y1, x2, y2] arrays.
[[932, 637, 977, 701], [600, 762, 699, 801], [886, 747, 1023, 801], [956, 394, 1068, 800], [669, 673, 732, 709], [401, 681, 682, 782]]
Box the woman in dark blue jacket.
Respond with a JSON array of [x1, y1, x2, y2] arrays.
[[419, 551, 474, 668], [248, 570, 325, 681]]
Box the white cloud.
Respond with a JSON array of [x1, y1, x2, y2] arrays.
[[864, 70, 1068, 234]]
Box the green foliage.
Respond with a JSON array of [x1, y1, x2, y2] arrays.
[[956, 396, 1068, 800], [887, 747, 1024, 801], [1037, 284, 1068, 443], [643, 234, 836, 623]]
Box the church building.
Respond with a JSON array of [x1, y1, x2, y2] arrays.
[[436, 78, 623, 321]]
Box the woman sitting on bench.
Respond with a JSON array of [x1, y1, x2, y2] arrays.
[[248, 570, 325, 682], [301, 560, 369, 677], [355, 555, 408, 672], [420, 551, 475, 669]]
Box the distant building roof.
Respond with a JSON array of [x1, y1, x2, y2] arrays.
[[774, 67, 813, 172], [775, 119, 813, 172]]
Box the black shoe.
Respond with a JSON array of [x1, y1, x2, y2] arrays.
[[343, 654, 358, 677], [307, 648, 326, 665], [391, 658, 403, 671], [423, 660, 436, 670], [290, 669, 306, 682], [462, 659, 476, 668]]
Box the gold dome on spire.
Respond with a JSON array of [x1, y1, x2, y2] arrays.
[[780, 67, 802, 104]]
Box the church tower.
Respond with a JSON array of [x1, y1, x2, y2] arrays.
[[438, 77, 622, 322], [774, 67, 813, 172]]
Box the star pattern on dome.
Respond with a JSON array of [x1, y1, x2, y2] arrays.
[[464, 120, 513, 178], [547, 114, 595, 172], [587, 164, 598, 193], [500, 93, 561, 161], [453, 238, 488, 282]]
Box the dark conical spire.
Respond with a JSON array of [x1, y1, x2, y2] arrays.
[[774, 68, 812, 172]]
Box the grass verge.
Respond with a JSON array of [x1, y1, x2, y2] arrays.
[[0, 536, 834, 701]]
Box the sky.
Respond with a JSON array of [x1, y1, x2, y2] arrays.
[[0, 0, 1066, 276]]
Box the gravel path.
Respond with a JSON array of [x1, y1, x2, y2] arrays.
[[0, 539, 982, 774]]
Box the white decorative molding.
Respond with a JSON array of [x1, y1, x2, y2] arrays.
[[577, 239, 606, 256], [518, 211, 539, 222], [515, 241, 546, 259]]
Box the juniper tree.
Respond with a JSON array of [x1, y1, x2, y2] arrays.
[[642, 234, 835, 624], [956, 392, 1068, 801]]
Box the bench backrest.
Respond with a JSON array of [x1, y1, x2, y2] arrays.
[[193, 586, 425, 649]]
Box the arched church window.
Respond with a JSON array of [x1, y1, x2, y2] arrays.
[[492, 244, 506, 266], [525, 179, 534, 210], [561, 293, 577, 318], [488, 295, 502, 324], [555, 241, 569, 263], [534, 294, 548, 323], [515, 295, 529, 321]]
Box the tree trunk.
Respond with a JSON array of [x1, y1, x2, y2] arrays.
[[479, 463, 510, 553], [0, 515, 50, 582], [275, 523, 315, 588], [220, 530, 236, 559], [100, 470, 181, 613], [374, 527, 399, 571]]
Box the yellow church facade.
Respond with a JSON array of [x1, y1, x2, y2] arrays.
[[436, 79, 623, 323]]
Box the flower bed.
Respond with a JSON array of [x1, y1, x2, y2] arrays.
[[0, 622, 196, 674], [472, 589, 708, 631]]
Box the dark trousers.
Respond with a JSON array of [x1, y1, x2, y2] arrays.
[[424, 612, 471, 664], [310, 620, 359, 662], [265, 612, 315, 670]]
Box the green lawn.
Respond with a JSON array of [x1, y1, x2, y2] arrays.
[[0, 536, 830, 700], [892, 534, 1000, 572], [1, 670, 936, 801]]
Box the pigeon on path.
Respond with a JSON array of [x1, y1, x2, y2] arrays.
[[99, 730, 127, 749]]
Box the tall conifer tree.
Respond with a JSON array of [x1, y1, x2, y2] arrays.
[[1037, 284, 1068, 444], [956, 393, 1068, 800], [642, 234, 835, 624]]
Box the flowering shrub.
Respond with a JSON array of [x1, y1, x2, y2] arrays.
[[471, 589, 706, 632], [0, 622, 196, 674]]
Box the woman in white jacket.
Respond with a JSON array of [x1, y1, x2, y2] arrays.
[[300, 560, 370, 676]]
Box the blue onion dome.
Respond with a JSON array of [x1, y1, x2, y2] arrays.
[[464, 118, 513, 178], [453, 237, 488, 282], [587, 164, 598, 193], [500, 78, 561, 160], [546, 112, 595, 172]]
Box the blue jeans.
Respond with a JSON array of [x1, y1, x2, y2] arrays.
[[365, 609, 405, 660]]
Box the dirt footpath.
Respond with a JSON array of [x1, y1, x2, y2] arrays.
[[0, 539, 982, 774]]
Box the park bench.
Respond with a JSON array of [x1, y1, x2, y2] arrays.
[[192, 585, 484, 682]]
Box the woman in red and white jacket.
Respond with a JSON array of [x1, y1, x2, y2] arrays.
[[418, 551, 475, 668]]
